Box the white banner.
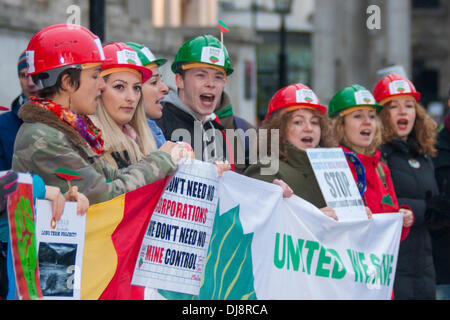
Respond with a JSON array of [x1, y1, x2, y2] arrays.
[[218, 171, 403, 300]]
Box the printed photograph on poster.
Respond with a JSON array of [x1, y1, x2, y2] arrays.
[[35, 200, 86, 300], [38, 242, 77, 297], [132, 160, 219, 296]]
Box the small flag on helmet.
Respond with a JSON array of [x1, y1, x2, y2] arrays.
[[218, 20, 230, 49], [218, 20, 230, 34]]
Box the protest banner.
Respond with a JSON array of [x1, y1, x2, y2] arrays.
[[7, 173, 42, 300], [132, 160, 219, 296], [157, 171, 402, 300], [307, 148, 368, 221], [35, 200, 86, 300], [8, 163, 401, 300]]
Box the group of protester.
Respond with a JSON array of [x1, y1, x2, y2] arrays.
[[0, 23, 449, 300]]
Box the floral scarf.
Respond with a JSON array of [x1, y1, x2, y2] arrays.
[[29, 96, 105, 155]]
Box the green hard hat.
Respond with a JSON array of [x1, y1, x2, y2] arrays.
[[328, 84, 383, 118], [171, 35, 234, 76], [126, 42, 167, 68]]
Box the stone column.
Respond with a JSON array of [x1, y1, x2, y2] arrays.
[[341, 0, 370, 88], [312, 0, 338, 103], [385, 0, 411, 77]]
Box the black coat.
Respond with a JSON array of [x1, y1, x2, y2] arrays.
[[0, 95, 24, 170], [432, 126, 450, 285], [380, 137, 439, 299], [156, 92, 230, 163]]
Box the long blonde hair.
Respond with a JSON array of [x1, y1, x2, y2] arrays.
[[92, 90, 157, 168], [331, 114, 383, 155]]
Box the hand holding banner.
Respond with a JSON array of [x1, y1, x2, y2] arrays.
[[132, 160, 219, 296], [307, 148, 368, 221]]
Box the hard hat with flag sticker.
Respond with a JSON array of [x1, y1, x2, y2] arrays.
[[125, 42, 167, 69], [373, 74, 421, 105], [101, 42, 153, 83], [172, 35, 233, 76], [328, 84, 383, 118], [265, 83, 327, 120], [26, 24, 106, 88]]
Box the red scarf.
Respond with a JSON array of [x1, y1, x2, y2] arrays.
[[29, 96, 105, 155]]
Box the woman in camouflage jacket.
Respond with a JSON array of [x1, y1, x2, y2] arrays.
[[12, 24, 186, 205]]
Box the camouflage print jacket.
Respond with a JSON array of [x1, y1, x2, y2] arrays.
[[12, 102, 177, 205]]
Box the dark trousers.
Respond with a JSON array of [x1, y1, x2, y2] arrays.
[[0, 242, 8, 299]]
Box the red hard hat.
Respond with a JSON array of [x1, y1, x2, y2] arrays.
[[26, 24, 105, 77], [101, 42, 152, 83], [265, 83, 327, 120], [373, 74, 421, 104]]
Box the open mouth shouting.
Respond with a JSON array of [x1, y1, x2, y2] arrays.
[[200, 93, 216, 107], [396, 118, 409, 130], [360, 129, 373, 140], [155, 97, 164, 109], [300, 136, 315, 148]]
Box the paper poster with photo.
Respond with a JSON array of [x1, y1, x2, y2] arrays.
[[307, 148, 367, 221], [35, 200, 86, 300], [132, 160, 219, 296]]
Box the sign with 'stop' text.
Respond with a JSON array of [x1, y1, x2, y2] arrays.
[[307, 148, 367, 221]]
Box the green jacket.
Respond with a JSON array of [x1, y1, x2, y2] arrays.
[[12, 102, 177, 205], [244, 143, 327, 209]]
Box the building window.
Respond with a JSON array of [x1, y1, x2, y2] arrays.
[[256, 32, 311, 114], [412, 0, 440, 9]]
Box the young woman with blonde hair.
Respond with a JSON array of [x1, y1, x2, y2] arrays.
[[329, 84, 414, 239], [126, 42, 169, 148], [93, 42, 166, 169], [94, 42, 228, 175]]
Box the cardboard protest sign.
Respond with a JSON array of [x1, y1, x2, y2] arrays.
[[132, 160, 219, 295], [307, 148, 367, 221]]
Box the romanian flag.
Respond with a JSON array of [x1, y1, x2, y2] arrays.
[[81, 176, 171, 300]]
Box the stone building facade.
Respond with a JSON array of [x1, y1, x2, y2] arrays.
[[0, 0, 257, 123], [1, 0, 448, 121], [313, 0, 450, 115]]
